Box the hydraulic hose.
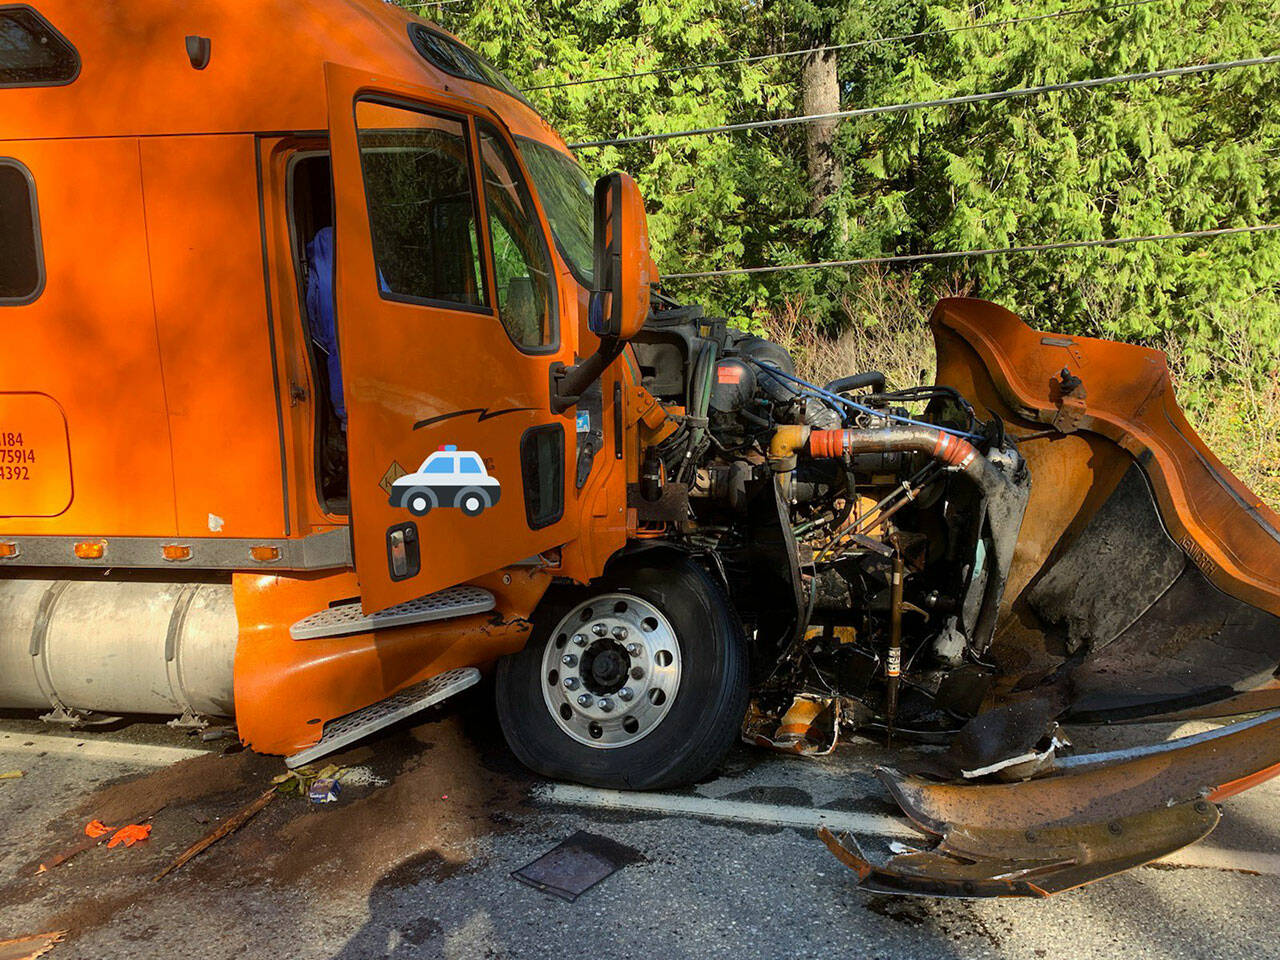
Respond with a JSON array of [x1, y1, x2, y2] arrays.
[[825, 371, 887, 395]]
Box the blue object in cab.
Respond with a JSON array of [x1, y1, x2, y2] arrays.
[[305, 226, 346, 424]]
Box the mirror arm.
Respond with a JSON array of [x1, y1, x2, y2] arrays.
[[550, 336, 623, 413]]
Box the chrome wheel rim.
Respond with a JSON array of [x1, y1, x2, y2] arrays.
[[540, 592, 682, 749]]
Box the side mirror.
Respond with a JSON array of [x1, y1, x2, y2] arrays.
[[590, 172, 657, 341], [551, 172, 656, 412]]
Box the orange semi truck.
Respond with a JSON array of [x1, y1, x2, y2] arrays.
[[5, 0, 1280, 897]]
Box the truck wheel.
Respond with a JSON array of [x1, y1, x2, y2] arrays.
[[458, 489, 487, 517], [495, 554, 748, 790], [406, 489, 434, 517]]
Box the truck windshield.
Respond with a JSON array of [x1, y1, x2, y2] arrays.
[[515, 138, 593, 285]]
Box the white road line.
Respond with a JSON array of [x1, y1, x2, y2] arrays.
[[540, 783, 1280, 878], [0, 730, 210, 766], [1156, 846, 1280, 876]]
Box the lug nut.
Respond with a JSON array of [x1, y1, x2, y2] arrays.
[[611, 625, 629, 640], [562, 654, 578, 667], [577, 694, 594, 707], [626, 643, 642, 657], [591, 623, 608, 637], [618, 687, 634, 702], [630, 666, 644, 680], [563, 677, 580, 691], [572, 633, 588, 647], [598, 698, 614, 712]]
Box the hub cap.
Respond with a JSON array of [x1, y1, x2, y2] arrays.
[[540, 593, 681, 749]]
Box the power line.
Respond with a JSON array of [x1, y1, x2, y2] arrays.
[[569, 53, 1280, 149], [529, 0, 1169, 92], [660, 222, 1280, 280]]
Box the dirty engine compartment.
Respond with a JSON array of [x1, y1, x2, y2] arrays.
[[625, 294, 1280, 896]]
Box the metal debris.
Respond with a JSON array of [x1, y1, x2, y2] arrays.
[[820, 710, 1280, 897], [512, 831, 644, 902]]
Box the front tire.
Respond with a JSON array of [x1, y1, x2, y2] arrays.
[[495, 554, 748, 790]]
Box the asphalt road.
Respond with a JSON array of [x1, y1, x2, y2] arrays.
[[3, 698, 1279, 960]]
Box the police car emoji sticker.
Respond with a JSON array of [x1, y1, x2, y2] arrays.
[[388, 446, 501, 518]]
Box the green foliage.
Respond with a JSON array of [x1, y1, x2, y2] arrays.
[[416, 0, 1280, 385]]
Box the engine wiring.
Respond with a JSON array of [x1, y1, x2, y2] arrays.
[[740, 359, 987, 441]]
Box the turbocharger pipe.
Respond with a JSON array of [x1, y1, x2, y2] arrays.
[[807, 426, 979, 473]]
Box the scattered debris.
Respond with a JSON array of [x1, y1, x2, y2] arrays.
[[512, 830, 644, 902], [153, 788, 276, 882], [0, 930, 65, 960], [334, 766, 389, 788], [274, 762, 343, 798], [742, 695, 841, 756], [308, 778, 340, 804], [82, 819, 152, 849], [106, 824, 151, 848], [36, 812, 161, 873], [199, 726, 237, 743]]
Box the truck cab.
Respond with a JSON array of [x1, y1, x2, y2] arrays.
[[0, 0, 643, 762]]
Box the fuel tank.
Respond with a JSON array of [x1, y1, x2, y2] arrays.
[[0, 576, 236, 720]]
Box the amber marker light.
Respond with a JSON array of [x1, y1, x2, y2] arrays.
[[250, 545, 282, 563], [162, 544, 192, 562], [0, 542, 19, 559], [74, 540, 106, 560]]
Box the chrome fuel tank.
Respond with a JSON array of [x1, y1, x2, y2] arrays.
[[0, 577, 236, 721]]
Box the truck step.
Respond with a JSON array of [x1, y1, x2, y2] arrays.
[[289, 585, 495, 640], [285, 667, 481, 769]]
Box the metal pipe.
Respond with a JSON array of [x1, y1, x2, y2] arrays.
[[885, 553, 904, 739]]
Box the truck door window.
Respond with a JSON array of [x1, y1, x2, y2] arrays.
[[0, 159, 43, 304], [0, 8, 79, 87], [355, 99, 486, 310], [515, 137, 594, 286], [476, 120, 557, 352]]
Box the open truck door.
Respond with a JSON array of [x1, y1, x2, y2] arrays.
[[325, 63, 578, 613]]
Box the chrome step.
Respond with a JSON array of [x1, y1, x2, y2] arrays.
[[289, 585, 494, 640], [285, 667, 481, 768]]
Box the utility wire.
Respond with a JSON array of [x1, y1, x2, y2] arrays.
[[569, 54, 1280, 149], [661, 223, 1280, 280], [530, 0, 1169, 91]]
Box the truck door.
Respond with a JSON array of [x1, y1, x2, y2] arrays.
[[325, 63, 577, 613]]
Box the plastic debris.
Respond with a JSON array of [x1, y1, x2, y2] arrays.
[[107, 824, 151, 848], [308, 778, 340, 804], [0, 929, 66, 960], [84, 819, 114, 838], [0, 770, 23, 781]]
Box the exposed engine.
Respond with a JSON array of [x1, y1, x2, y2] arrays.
[[629, 298, 1031, 748]]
